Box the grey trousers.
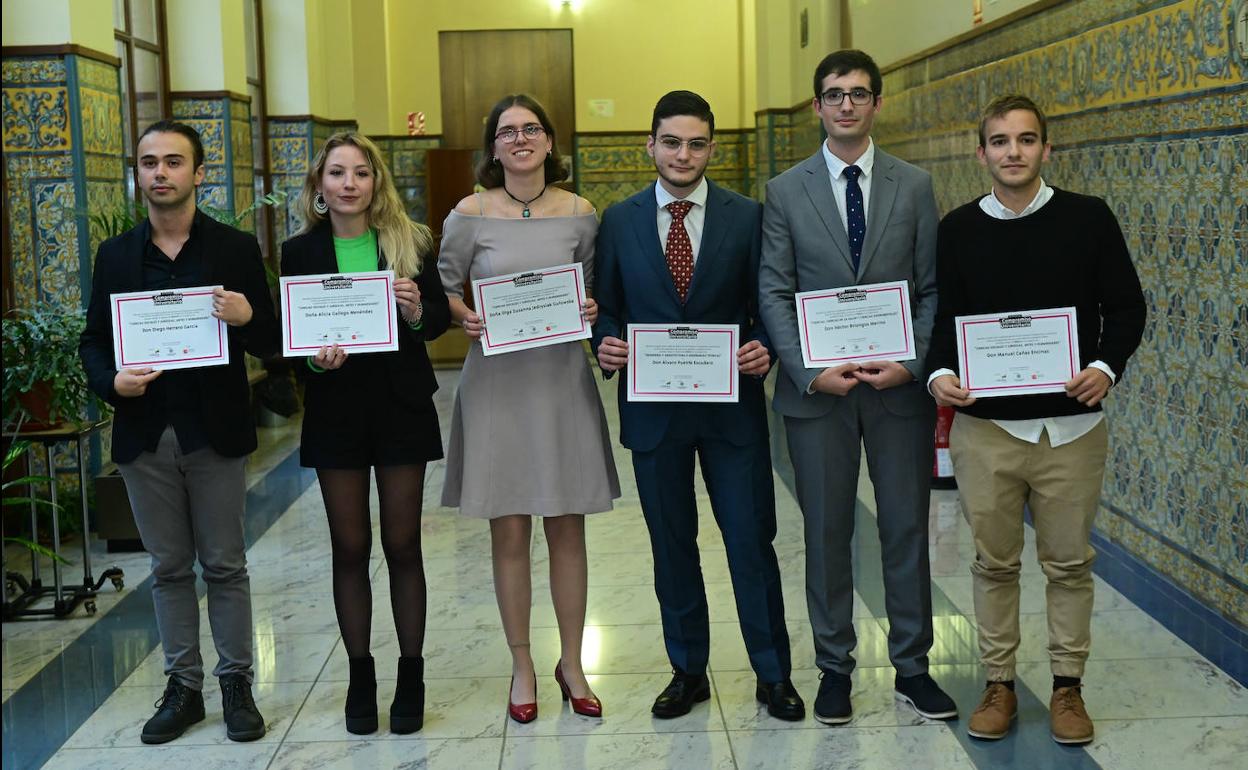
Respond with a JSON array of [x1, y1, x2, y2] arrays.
[[784, 384, 936, 677], [118, 427, 253, 688]]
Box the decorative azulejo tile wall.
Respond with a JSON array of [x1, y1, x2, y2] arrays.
[[267, 117, 358, 245], [752, 107, 822, 200], [2, 53, 125, 311], [574, 130, 754, 212], [374, 135, 441, 226], [871, 0, 1247, 629], [171, 93, 253, 225]]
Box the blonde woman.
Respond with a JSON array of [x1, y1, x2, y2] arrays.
[[439, 95, 620, 722], [281, 132, 449, 734]]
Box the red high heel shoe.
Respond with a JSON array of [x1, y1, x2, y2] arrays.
[[555, 660, 602, 718], [507, 675, 537, 724]]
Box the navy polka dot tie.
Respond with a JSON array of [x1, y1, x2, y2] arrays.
[[844, 165, 865, 273], [665, 200, 695, 301]]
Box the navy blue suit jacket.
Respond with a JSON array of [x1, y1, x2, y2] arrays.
[[592, 180, 772, 453]]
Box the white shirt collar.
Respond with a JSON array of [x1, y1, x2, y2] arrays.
[[821, 137, 875, 181], [655, 176, 709, 210], [980, 178, 1053, 219]]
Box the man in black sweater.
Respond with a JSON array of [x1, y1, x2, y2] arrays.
[[927, 95, 1145, 745], [80, 121, 278, 744]]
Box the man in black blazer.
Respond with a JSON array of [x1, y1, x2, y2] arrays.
[[593, 91, 803, 721], [79, 121, 278, 744]]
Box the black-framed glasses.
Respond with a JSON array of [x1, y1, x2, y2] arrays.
[[819, 87, 875, 107], [495, 124, 545, 143], [655, 136, 711, 156]]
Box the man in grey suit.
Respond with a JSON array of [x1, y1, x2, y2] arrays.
[[758, 49, 957, 725]]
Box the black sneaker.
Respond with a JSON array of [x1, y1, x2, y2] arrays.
[[894, 672, 958, 720], [141, 677, 205, 744], [220, 674, 267, 742], [813, 671, 852, 725]]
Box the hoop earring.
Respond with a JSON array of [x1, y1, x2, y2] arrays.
[[313, 191, 329, 215]]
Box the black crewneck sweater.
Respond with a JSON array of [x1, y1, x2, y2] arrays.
[[926, 187, 1146, 421]]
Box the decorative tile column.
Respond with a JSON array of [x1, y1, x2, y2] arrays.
[[170, 92, 254, 226], [2, 49, 125, 310]]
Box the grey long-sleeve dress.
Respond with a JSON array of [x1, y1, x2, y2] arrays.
[[437, 210, 620, 518]]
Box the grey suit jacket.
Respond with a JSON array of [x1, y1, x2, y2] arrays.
[[758, 146, 939, 419]]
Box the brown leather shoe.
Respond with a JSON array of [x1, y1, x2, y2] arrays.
[[1050, 686, 1094, 744], [967, 682, 1017, 739]]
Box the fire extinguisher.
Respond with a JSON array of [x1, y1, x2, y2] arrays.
[[932, 405, 957, 489]]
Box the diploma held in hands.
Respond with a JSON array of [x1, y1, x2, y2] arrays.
[[795, 279, 916, 368], [956, 307, 1080, 397], [472, 263, 590, 356], [111, 286, 229, 371], [280, 270, 399, 357], [627, 324, 739, 403]]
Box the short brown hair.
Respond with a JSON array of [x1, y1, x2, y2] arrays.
[[978, 94, 1047, 147], [475, 94, 570, 189]]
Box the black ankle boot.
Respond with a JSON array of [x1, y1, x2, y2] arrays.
[[141, 677, 205, 744], [345, 656, 378, 734], [390, 656, 425, 733]]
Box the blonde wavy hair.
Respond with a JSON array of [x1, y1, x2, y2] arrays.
[[298, 132, 433, 278]]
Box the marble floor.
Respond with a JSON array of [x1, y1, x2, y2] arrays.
[[3, 368, 1245, 769]]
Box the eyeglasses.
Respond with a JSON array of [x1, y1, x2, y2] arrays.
[[819, 88, 875, 107], [655, 136, 712, 156], [495, 124, 545, 143]]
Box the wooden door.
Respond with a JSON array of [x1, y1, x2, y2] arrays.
[[438, 29, 575, 161]]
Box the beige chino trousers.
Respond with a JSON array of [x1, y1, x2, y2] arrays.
[[949, 413, 1108, 681]]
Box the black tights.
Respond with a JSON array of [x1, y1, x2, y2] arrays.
[[317, 464, 427, 659]]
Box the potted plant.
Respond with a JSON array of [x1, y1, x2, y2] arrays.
[[2, 306, 96, 431]]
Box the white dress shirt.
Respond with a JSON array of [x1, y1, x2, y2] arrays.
[[821, 138, 875, 233], [655, 177, 709, 262], [927, 179, 1115, 447]]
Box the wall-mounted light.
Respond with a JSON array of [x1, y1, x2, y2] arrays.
[[551, 0, 585, 11]]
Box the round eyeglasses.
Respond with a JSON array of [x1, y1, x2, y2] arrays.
[[495, 124, 545, 143]]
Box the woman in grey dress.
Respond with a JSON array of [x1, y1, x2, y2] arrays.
[[438, 94, 620, 722]]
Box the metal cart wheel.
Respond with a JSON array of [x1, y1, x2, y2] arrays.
[[84, 600, 97, 615]]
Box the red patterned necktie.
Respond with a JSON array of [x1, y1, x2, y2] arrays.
[[664, 200, 695, 301]]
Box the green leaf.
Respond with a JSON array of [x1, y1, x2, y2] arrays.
[[3, 536, 70, 564]]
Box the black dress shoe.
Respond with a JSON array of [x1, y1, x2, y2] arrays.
[[813, 671, 852, 725], [141, 677, 205, 744], [220, 674, 266, 742], [651, 671, 710, 719], [755, 678, 805, 721]]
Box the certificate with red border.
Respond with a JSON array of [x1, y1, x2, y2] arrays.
[[627, 324, 739, 403], [473, 263, 590, 356], [280, 271, 398, 357], [795, 279, 915, 368], [956, 306, 1080, 397], [110, 286, 229, 371]]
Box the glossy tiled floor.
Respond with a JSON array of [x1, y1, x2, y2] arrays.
[[4, 369, 1246, 769]]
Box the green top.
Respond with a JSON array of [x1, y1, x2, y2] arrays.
[[332, 228, 378, 273], [308, 228, 420, 374]]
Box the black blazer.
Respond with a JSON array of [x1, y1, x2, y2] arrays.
[[79, 211, 280, 463], [280, 221, 449, 443]]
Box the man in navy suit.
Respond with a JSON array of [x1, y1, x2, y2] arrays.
[[593, 91, 803, 721]]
